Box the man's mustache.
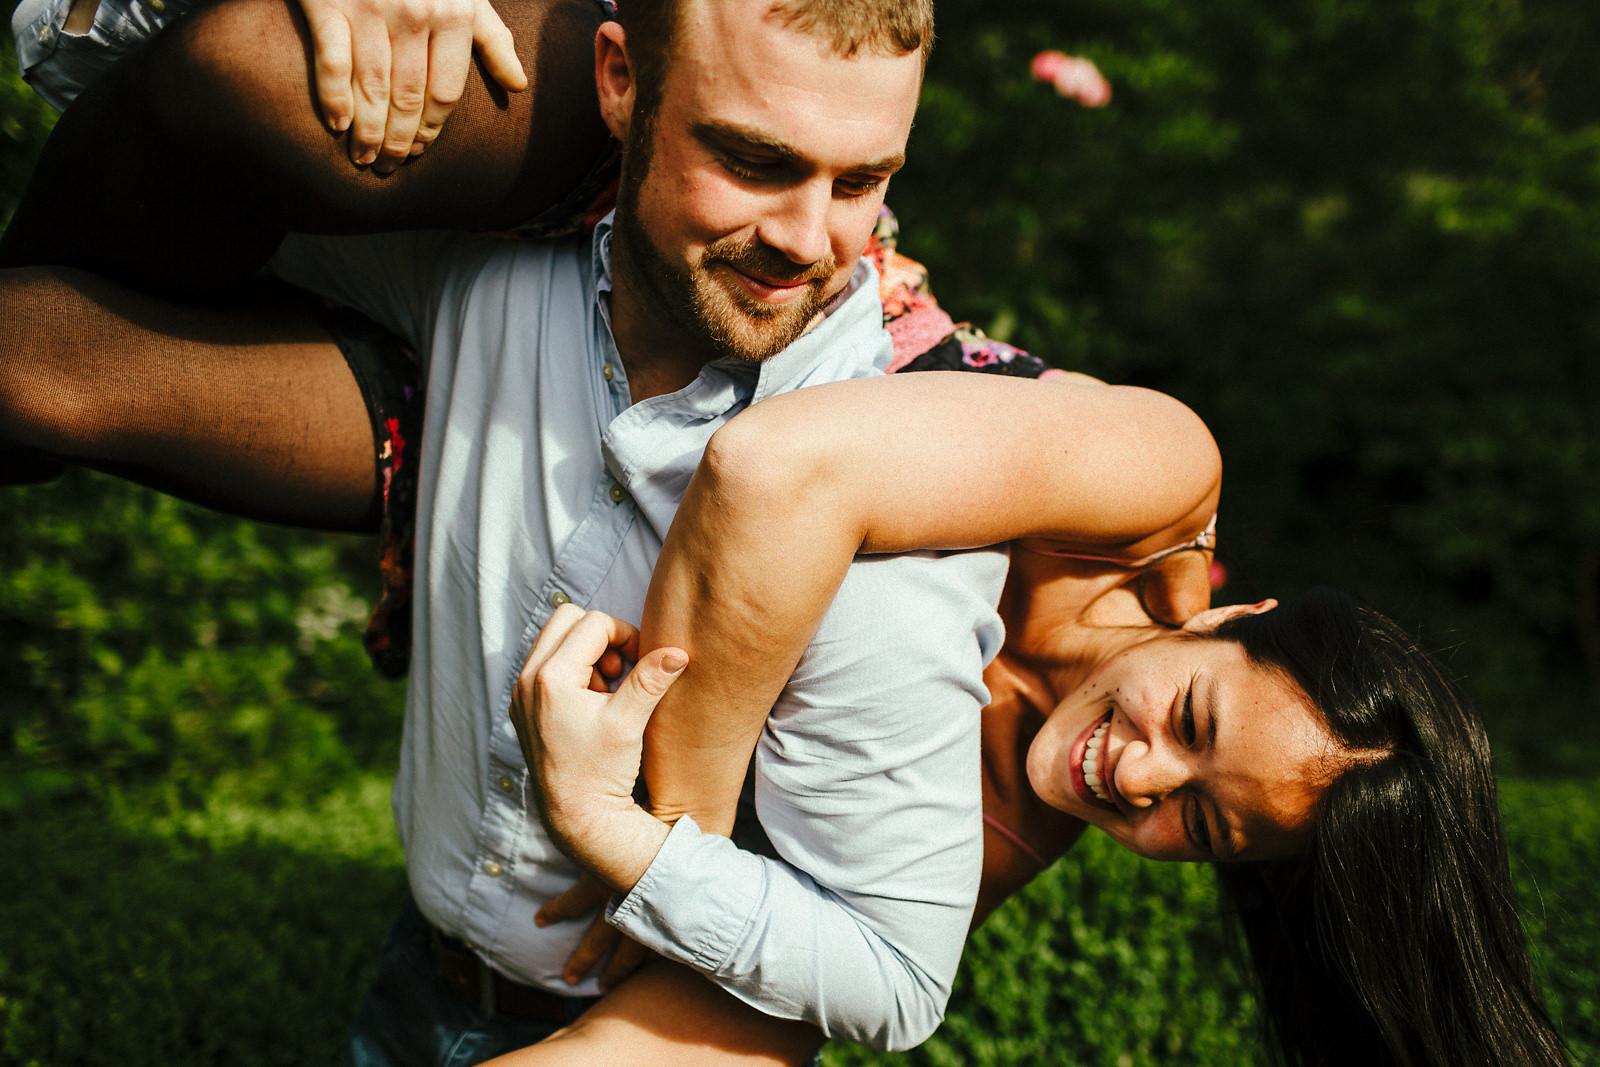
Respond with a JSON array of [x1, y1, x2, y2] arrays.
[[705, 236, 836, 287]]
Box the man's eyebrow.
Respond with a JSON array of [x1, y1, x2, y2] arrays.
[[691, 120, 906, 174]]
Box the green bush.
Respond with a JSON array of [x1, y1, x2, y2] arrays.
[[0, 471, 404, 812], [891, 0, 1600, 774], [2, 0, 1599, 1061], [2, 778, 1591, 1066]]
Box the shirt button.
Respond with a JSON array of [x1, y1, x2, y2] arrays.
[[484, 861, 504, 878], [608, 483, 627, 504], [497, 775, 514, 794], [147, 0, 165, 10], [550, 591, 570, 608], [601, 363, 615, 382]]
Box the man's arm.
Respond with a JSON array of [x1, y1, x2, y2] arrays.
[[526, 551, 1005, 1051], [606, 549, 1005, 1052]]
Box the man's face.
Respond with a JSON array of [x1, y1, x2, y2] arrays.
[[611, 0, 923, 364]]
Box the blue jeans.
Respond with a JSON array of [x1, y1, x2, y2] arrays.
[[10, 0, 198, 111], [340, 903, 591, 1067]]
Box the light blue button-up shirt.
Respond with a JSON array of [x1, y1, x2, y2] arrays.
[[271, 219, 1007, 1050]]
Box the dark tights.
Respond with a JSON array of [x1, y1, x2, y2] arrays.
[[0, 0, 611, 525]]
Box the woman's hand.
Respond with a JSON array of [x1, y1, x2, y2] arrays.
[[295, 0, 528, 171], [536, 873, 657, 990], [509, 605, 685, 893]]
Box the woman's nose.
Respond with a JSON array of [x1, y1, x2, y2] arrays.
[[1115, 738, 1188, 808]]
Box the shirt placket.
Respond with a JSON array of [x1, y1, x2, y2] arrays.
[[460, 327, 639, 955]]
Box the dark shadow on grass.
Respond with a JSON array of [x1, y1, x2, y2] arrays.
[[0, 803, 407, 1066]]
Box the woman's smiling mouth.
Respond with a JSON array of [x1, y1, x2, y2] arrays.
[[1071, 711, 1119, 811]]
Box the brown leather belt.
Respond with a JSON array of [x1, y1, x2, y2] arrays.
[[427, 926, 597, 1024]]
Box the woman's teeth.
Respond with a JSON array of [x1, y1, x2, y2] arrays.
[[1084, 718, 1112, 803]]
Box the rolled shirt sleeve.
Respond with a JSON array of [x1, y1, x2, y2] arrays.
[[609, 548, 1008, 1051]]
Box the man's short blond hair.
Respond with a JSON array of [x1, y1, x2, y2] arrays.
[[619, 0, 934, 128]]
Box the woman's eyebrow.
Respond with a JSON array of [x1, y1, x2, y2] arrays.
[[1204, 676, 1239, 859]]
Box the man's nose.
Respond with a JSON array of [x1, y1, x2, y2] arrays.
[[1114, 739, 1188, 808], [757, 182, 833, 267]]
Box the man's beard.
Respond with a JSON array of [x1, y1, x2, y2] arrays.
[[611, 133, 839, 364]]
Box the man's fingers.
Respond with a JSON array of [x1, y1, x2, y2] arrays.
[[522, 602, 588, 679], [305, 11, 356, 132], [608, 646, 688, 729], [563, 914, 621, 984], [347, 18, 393, 165], [471, 0, 526, 92], [411, 22, 474, 155], [374, 25, 432, 171], [530, 610, 641, 700]]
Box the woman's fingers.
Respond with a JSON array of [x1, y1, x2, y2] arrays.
[[562, 913, 621, 984], [535, 871, 611, 928], [598, 937, 655, 992]]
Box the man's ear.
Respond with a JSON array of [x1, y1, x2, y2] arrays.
[[1181, 599, 1278, 635], [595, 21, 636, 142]]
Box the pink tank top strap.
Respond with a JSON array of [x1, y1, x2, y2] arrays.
[[982, 812, 1048, 870]]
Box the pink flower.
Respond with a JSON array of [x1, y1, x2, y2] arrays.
[[1030, 51, 1112, 107]]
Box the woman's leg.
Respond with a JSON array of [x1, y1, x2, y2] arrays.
[[0, 266, 378, 529], [0, 0, 612, 293], [0, 0, 609, 499]]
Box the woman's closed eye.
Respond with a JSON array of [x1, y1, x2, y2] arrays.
[[1179, 684, 1197, 745], [1186, 799, 1213, 854]]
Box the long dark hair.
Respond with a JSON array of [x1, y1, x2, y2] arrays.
[[1212, 588, 1568, 1066]]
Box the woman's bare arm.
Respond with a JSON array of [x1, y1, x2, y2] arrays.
[[641, 372, 1222, 833]]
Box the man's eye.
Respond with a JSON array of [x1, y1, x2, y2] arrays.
[[722, 156, 777, 181], [836, 177, 886, 199], [1180, 686, 1197, 745]]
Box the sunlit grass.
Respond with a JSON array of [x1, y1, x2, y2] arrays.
[[2, 776, 1593, 1066]]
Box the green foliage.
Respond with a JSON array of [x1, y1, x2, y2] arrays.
[[2, 780, 1591, 1066], [0, 778, 406, 1066], [822, 779, 1600, 1067], [0, 471, 404, 811], [0, 26, 54, 229], [2, 0, 1599, 1060], [898, 0, 1600, 773]]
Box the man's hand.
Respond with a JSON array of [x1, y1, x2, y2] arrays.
[[510, 605, 684, 893], [296, 0, 528, 172]]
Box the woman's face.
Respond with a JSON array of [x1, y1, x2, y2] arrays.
[[1027, 606, 1341, 862]]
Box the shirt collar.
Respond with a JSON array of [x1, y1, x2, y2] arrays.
[[587, 211, 884, 403]]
